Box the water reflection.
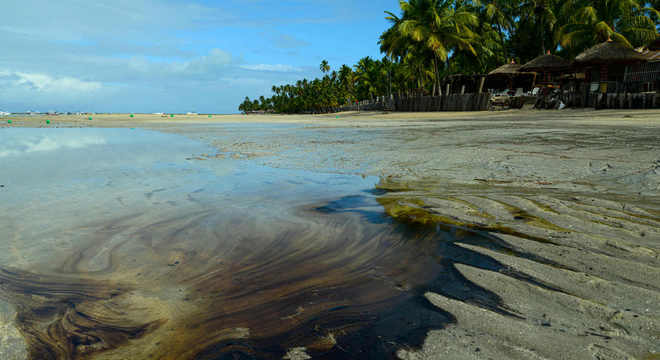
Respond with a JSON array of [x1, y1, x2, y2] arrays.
[[0, 128, 509, 359]]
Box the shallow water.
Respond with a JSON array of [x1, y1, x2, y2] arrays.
[[0, 128, 505, 359]]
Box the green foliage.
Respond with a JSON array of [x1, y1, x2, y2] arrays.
[[238, 58, 403, 114], [238, 0, 660, 113], [320, 60, 331, 73], [558, 0, 659, 57]]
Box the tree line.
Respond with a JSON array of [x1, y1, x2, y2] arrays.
[[239, 0, 659, 113]]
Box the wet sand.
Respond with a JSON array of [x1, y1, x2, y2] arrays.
[[2, 109, 659, 359]]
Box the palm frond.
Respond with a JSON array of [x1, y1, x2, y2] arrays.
[[576, 6, 599, 24], [611, 32, 634, 47]]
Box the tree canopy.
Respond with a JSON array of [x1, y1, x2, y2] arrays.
[[239, 0, 659, 113]]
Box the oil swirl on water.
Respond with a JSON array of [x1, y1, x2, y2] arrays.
[[0, 128, 529, 359]]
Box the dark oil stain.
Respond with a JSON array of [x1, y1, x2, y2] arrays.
[[0, 267, 164, 360], [0, 185, 571, 360]]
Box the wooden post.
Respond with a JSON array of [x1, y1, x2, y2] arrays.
[[478, 77, 485, 94], [461, 85, 466, 95], [600, 64, 609, 97]]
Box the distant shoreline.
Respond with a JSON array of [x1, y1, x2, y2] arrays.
[[4, 108, 660, 128]]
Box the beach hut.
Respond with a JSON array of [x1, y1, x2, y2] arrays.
[[488, 62, 522, 76], [485, 61, 536, 95], [520, 51, 572, 88], [574, 39, 648, 93], [627, 39, 660, 92]]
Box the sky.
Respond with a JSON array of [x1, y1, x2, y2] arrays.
[[0, 0, 396, 114]]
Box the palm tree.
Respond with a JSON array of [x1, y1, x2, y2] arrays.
[[559, 0, 659, 55], [384, 0, 479, 95], [485, 0, 515, 57], [354, 57, 376, 100], [320, 60, 330, 73], [238, 97, 252, 113], [495, 0, 564, 63], [380, 11, 409, 61], [338, 64, 354, 98], [512, 0, 560, 56]]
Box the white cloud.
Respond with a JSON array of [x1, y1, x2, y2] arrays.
[[173, 49, 233, 75], [0, 135, 106, 158], [239, 64, 303, 73], [0, 70, 101, 94], [0, 1, 326, 113], [14, 72, 101, 93]]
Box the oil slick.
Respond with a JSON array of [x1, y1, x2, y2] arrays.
[[0, 200, 451, 359], [0, 267, 164, 359], [0, 128, 555, 359]]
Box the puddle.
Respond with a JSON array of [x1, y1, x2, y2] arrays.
[[0, 128, 507, 359]]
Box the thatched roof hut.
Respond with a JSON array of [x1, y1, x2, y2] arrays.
[[486, 61, 536, 91], [488, 63, 524, 76], [520, 53, 572, 72], [575, 40, 647, 65]]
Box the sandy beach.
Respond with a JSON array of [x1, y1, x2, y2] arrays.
[[1, 109, 659, 359]]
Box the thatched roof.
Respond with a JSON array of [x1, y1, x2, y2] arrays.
[[488, 63, 522, 75], [487, 63, 536, 79], [575, 40, 647, 64], [445, 74, 485, 80], [640, 49, 660, 62], [520, 53, 572, 72]]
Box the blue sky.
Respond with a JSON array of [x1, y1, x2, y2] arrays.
[[0, 0, 396, 114]]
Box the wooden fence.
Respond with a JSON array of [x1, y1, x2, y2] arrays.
[[339, 93, 490, 112], [339, 99, 388, 112], [393, 94, 490, 111], [339, 90, 659, 112], [540, 90, 660, 109], [592, 93, 659, 109]]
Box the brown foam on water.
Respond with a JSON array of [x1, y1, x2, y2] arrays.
[[0, 201, 450, 359]]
